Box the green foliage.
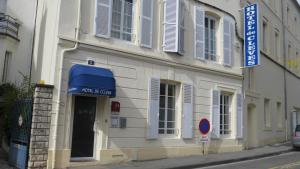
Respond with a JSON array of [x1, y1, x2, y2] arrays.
[[0, 73, 34, 141]]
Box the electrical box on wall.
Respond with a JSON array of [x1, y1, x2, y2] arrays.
[[119, 117, 127, 128]]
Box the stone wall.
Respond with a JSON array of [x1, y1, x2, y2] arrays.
[[28, 84, 54, 169]]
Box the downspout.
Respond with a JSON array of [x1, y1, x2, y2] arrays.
[[280, 0, 288, 142], [29, 0, 39, 86], [52, 0, 81, 166]]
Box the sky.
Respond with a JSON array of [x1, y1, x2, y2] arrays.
[[298, 0, 300, 5]]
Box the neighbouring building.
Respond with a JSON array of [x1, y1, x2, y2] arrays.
[[242, 0, 300, 148], [0, 0, 37, 84], [31, 0, 245, 168]]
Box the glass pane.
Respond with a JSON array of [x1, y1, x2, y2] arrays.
[[205, 17, 208, 28], [210, 19, 215, 30], [159, 129, 164, 134], [168, 97, 175, 109], [159, 96, 165, 108], [167, 109, 175, 121], [167, 130, 175, 134], [159, 121, 165, 128], [168, 85, 175, 96], [159, 109, 165, 121], [224, 115, 229, 125], [160, 83, 166, 95], [167, 122, 175, 128]]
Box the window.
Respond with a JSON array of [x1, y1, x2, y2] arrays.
[[2, 51, 11, 83], [277, 102, 283, 128], [111, 0, 133, 41], [159, 83, 176, 135], [205, 16, 216, 61], [0, 0, 6, 13], [262, 20, 268, 52], [248, 68, 254, 90], [264, 98, 271, 128], [288, 43, 292, 68], [275, 31, 280, 60], [220, 94, 231, 135]]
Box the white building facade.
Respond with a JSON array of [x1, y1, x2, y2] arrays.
[[0, 0, 37, 84], [31, 0, 245, 168], [243, 0, 300, 148]]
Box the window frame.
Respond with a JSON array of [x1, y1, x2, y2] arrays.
[[219, 93, 232, 137], [110, 0, 134, 42], [274, 30, 280, 60], [204, 15, 217, 61], [158, 82, 178, 138]]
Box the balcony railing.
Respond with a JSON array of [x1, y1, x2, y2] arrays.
[[0, 13, 20, 40]]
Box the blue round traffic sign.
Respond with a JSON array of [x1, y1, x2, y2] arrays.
[[199, 118, 210, 135]]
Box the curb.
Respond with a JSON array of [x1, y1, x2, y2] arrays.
[[167, 149, 293, 169]]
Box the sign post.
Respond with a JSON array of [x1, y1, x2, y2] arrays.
[[199, 118, 210, 155], [244, 3, 260, 67]]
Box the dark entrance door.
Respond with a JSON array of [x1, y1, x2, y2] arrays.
[[71, 96, 96, 158]]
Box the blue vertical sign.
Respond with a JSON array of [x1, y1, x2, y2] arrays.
[[244, 4, 260, 67]]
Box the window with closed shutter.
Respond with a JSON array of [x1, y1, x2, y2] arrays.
[[194, 6, 205, 60], [211, 90, 220, 139], [182, 83, 193, 139], [223, 16, 235, 66], [147, 78, 160, 139]]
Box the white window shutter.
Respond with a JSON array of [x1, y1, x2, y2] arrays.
[[211, 90, 220, 139], [223, 16, 234, 66], [147, 78, 160, 139], [236, 93, 243, 139], [163, 0, 179, 52], [140, 0, 153, 48], [178, 1, 185, 55], [194, 6, 205, 60], [95, 0, 112, 38], [182, 83, 193, 139]]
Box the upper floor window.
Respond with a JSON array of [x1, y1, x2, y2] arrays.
[[262, 20, 268, 52], [275, 30, 280, 60], [205, 16, 216, 61], [111, 0, 133, 41], [2, 51, 11, 83]]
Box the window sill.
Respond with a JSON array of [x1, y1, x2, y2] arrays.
[[263, 127, 272, 132]]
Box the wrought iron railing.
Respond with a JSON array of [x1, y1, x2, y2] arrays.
[[0, 13, 20, 40]]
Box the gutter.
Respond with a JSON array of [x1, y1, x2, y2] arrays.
[[280, 0, 288, 142], [52, 0, 81, 166]]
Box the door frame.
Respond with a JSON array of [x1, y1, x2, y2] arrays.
[[69, 95, 99, 161]]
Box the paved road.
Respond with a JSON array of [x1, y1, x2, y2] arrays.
[[194, 151, 300, 169]]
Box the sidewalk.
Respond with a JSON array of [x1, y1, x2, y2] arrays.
[[69, 142, 293, 169]]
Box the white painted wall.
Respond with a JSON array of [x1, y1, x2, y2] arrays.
[[0, 0, 37, 84]]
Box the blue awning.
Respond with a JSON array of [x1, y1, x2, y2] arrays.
[[68, 64, 116, 97]]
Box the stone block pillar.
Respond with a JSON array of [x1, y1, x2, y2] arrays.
[[28, 84, 54, 169]]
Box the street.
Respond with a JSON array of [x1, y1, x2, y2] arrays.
[[194, 151, 300, 169]]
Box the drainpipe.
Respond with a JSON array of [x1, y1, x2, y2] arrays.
[[280, 0, 288, 142], [52, 0, 81, 166]]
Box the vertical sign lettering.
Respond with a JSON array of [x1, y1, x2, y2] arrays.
[[244, 4, 260, 67]]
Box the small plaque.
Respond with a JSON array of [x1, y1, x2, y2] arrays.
[[111, 116, 119, 128]]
